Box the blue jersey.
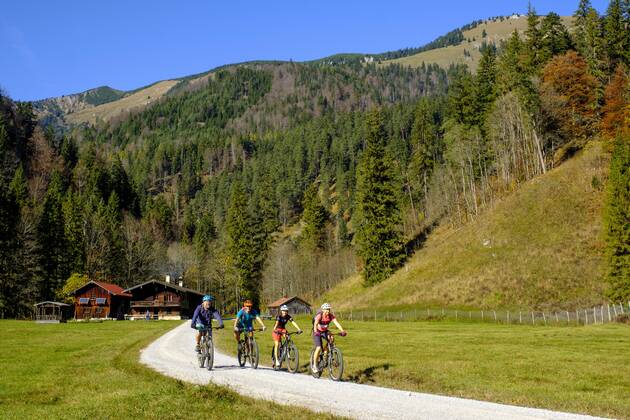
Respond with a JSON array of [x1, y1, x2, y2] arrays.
[[190, 305, 223, 329], [236, 308, 258, 329]]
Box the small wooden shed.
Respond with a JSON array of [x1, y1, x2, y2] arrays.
[[267, 296, 312, 316], [33, 301, 71, 323]]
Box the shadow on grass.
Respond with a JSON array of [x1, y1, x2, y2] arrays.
[[346, 363, 391, 384]]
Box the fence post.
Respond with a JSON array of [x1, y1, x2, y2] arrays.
[[519, 311, 522, 324], [493, 310, 497, 322], [481, 310, 484, 321], [620, 303, 625, 314], [613, 304, 618, 318], [584, 309, 588, 324], [414, 309, 417, 320], [427, 308, 430, 317], [555, 312, 559, 323], [532, 312, 535, 325], [507, 311, 510, 323], [542, 312, 546, 325], [566, 311, 570, 324], [593, 307, 597, 324], [607, 305, 612, 322], [374, 310, 377, 321], [469, 311, 472, 320], [455, 310, 458, 321]]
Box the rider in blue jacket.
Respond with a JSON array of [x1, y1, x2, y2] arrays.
[[191, 295, 224, 353]]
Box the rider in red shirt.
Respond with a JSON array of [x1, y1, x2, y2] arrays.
[[311, 302, 346, 373]]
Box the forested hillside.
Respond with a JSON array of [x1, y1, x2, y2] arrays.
[[1, 0, 628, 318]]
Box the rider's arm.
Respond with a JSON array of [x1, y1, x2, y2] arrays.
[[332, 318, 345, 333], [313, 313, 320, 332], [256, 315, 266, 330], [190, 306, 200, 328], [234, 310, 241, 329], [213, 310, 224, 328], [273, 320, 279, 330], [291, 320, 302, 331]]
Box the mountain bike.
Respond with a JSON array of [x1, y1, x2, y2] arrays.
[[196, 324, 223, 370], [310, 331, 345, 381], [237, 328, 263, 369], [270, 331, 301, 373]]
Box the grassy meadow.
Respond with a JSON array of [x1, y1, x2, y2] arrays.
[[0, 320, 333, 420], [215, 315, 630, 419]]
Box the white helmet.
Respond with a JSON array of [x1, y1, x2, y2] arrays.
[[321, 303, 332, 310], [280, 304, 289, 311]]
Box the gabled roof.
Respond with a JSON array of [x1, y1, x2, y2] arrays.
[[34, 301, 70, 307], [72, 281, 132, 298], [124, 279, 204, 296], [267, 296, 311, 308]]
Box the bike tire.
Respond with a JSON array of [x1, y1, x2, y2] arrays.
[[271, 346, 280, 371], [250, 338, 259, 369], [198, 337, 206, 368], [310, 348, 322, 378], [206, 336, 214, 371], [329, 347, 344, 381], [287, 342, 299, 374], [237, 342, 246, 367]]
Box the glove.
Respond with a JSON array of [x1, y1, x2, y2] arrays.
[[297, 330, 303, 334], [339, 331, 347, 337]]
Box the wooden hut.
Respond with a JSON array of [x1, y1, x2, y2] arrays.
[[124, 279, 204, 320], [72, 281, 132, 320], [33, 301, 71, 323], [267, 296, 312, 316]]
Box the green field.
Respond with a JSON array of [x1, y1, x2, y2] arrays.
[[215, 316, 630, 419], [0, 321, 333, 420]]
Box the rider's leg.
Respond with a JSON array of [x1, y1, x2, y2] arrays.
[[273, 338, 280, 366], [234, 330, 241, 343], [312, 333, 323, 372], [195, 331, 202, 352]]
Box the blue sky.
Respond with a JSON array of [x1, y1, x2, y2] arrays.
[[0, 0, 610, 101]]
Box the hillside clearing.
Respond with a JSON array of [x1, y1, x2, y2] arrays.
[[323, 142, 608, 311]]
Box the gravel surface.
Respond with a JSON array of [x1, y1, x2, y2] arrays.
[[140, 322, 605, 420]]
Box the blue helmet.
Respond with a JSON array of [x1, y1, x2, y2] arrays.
[[202, 295, 214, 302]]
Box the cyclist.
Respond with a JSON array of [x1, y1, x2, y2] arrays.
[[272, 304, 302, 368], [311, 302, 346, 374], [233, 299, 266, 344], [191, 295, 224, 353]]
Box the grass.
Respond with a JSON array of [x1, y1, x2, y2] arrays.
[[215, 316, 630, 419], [384, 15, 573, 71], [322, 142, 609, 311], [0, 320, 335, 419], [66, 80, 179, 125]]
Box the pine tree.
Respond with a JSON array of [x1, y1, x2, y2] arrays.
[[9, 165, 28, 206], [574, 0, 594, 53], [604, 0, 628, 71], [604, 137, 630, 301], [525, 3, 542, 70], [300, 182, 328, 251], [355, 109, 404, 286], [474, 46, 499, 131], [539, 13, 573, 64], [36, 172, 71, 300], [193, 211, 216, 254], [0, 180, 20, 317]]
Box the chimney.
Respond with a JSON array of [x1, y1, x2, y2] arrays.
[[165, 275, 170, 284]]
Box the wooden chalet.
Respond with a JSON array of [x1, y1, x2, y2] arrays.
[[72, 281, 132, 320], [267, 296, 312, 316], [124, 279, 204, 320]]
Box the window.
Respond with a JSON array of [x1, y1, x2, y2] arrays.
[[95, 298, 106, 305], [94, 307, 103, 315], [79, 298, 89, 305]]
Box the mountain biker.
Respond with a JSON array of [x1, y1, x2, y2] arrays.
[[191, 295, 224, 353], [272, 304, 302, 368], [312, 302, 346, 374], [233, 300, 266, 344]]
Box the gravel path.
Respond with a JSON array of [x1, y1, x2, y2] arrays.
[[140, 322, 605, 420]]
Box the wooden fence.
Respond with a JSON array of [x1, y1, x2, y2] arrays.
[[336, 302, 630, 326]]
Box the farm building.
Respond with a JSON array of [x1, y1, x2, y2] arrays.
[[33, 301, 71, 323], [72, 281, 132, 320], [267, 296, 312, 316], [124, 279, 205, 320]]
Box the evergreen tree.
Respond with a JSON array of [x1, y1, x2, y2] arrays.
[[226, 182, 262, 308], [525, 3, 542, 70], [604, 137, 630, 301], [355, 109, 404, 286], [539, 13, 573, 64], [9, 165, 29, 206], [193, 211, 216, 254], [36, 172, 71, 300], [474, 46, 499, 131], [300, 182, 328, 251], [604, 0, 629, 71], [0, 180, 20, 317]]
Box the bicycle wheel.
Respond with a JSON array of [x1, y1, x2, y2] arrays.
[[286, 342, 299, 373], [328, 347, 344, 381], [250, 338, 259, 369], [310, 348, 322, 378], [237, 341, 246, 367], [206, 336, 214, 371], [198, 337, 206, 368]]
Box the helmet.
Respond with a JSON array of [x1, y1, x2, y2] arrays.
[[321, 303, 331, 310], [280, 305, 289, 312], [202, 295, 214, 302], [243, 300, 253, 307]]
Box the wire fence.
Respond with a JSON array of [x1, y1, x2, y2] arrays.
[[335, 302, 630, 326]]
